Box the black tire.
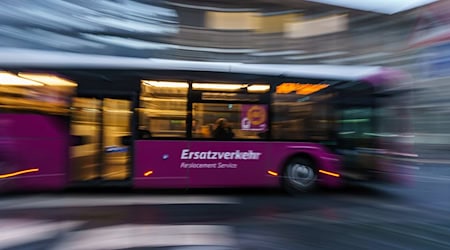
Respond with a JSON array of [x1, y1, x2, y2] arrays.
[[282, 157, 317, 193]]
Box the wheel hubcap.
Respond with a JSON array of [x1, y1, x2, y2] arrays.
[[288, 163, 315, 188]]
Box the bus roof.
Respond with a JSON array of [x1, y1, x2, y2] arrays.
[[0, 48, 386, 81]]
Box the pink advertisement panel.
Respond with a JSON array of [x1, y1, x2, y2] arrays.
[[240, 104, 268, 131]]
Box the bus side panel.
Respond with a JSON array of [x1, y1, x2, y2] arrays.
[[133, 140, 189, 189], [270, 142, 343, 188], [187, 141, 276, 188], [133, 141, 343, 189], [377, 136, 415, 185], [0, 114, 69, 191]]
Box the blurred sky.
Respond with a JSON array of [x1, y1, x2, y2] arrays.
[[309, 0, 438, 14]]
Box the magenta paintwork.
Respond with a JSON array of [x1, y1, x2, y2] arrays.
[[0, 117, 409, 191], [0, 113, 69, 191], [377, 135, 415, 185], [134, 140, 190, 189], [363, 68, 409, 87], [133, 140, 343, 189], [0, 114, 343, 191]]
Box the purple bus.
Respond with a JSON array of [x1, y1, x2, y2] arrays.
[[0, 50, 414, 193]]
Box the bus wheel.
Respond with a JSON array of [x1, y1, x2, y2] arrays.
[[283, 157, 317, 193]]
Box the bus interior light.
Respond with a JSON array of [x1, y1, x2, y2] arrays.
[[142, 80, 188, 88], [18, 73, 78, 87], [276, 83, 329, 95], [247, 84, 270, 92], [192, 83, 246, 91], [0, 71, 43, 86]]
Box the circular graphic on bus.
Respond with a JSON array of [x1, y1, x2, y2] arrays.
[[247, 105, 266, 126]]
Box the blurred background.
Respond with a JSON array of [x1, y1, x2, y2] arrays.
[[0, 0, 448, 161], [2, 1, 450, 249]]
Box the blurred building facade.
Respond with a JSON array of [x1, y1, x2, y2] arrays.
[[0, 0, 448, 159], [0, 0, 417, 66], [404, 1, 450, 158], [166, 0, 414, 68]]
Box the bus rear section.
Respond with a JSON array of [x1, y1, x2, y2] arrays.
[[0, 73, 75, 192]]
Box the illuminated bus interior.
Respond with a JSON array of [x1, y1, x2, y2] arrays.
[[139, 80, 273, 140], [137, 79, 338, 141], [139, 81, 188, 138], [0, 71, 76, 115], [70, 97, 132, 181], [271, 83, 335, 141]]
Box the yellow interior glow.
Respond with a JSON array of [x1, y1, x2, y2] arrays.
[[0, 71, 43, 86], [144, 170, 154, 176], [193, 83, 246, 91], [267, 170, 278, 176], [18, 73, 78, 87], [142, 80, 188, 88], [319, 169, 340, 178], [276, 83, 329, 95], [0, 168, 39, 179], [247, 84, 270, 92]]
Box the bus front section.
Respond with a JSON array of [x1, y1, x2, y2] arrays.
[[332, 79, 414, 185]]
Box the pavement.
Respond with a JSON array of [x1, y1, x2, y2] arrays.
[[401, 143, 450, 164], [0, 169, 449, 250]]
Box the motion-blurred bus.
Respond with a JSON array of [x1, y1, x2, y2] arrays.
[[0, 49, 414, 193]]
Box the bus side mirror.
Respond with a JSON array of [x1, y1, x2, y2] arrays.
[[121, 135, 132, 146]]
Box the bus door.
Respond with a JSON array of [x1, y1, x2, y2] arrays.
[[336, 105, 377, 179], [69, 93, 138, 184]]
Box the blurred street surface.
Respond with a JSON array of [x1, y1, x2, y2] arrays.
[[1, 163, 449, 250], [414, 143, 450, 163]]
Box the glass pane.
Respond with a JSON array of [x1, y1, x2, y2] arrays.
[[338, 108, 372, 139], [193, 103, 267, 140], [102, 98, 132, 180], [70, 97, 101, 181], [271, 93, 310, 140], [0, 84, 74, 115], [140, 81, 188, 138], [271, 83, 335, 141]]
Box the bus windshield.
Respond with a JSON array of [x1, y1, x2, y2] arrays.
[[338, 108, 373, 139]]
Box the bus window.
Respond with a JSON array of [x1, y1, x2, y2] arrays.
[[192, 103, 267, 140], [0, 72, 75, 115], [140, 81, 188, 138], [271, 84, 334, 141]]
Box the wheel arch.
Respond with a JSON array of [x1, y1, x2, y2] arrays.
[[278, 151, 322, 193], [280, 151, 319, 175]]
